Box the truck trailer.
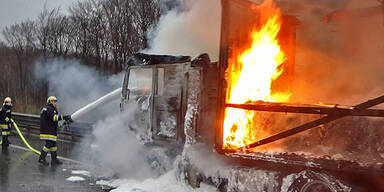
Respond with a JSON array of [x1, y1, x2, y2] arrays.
[[120, 0, 384, 191]]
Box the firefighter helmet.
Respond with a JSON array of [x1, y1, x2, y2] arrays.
[[4, 97, 11, 104], [47, 96, 58, 104]]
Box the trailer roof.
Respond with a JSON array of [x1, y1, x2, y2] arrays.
[[125, 53, 191, 68]]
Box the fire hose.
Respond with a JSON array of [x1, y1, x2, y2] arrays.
[[0, 119, 83, 165], [0, 119, 41, 155], [11, 119, 41, 155]]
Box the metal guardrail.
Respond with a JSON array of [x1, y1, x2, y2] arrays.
[[11, 112, 92, 142]]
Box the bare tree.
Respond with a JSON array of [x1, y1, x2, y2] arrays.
[[3, 21, 37, 90], [70, 0, 111, 72], [0, 42, 12, 95], [2, 21, 45, 113], [131, 0, 162, 49], [0, 0, 164, 113], [36, 8, 74, 57], [69, 2, 92, 60], [69, 0, 162, 72], [100, 0, 161, 72]]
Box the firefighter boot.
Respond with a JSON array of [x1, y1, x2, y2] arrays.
[[51, 151, 63, 166], [2, 136, 9, 147], [5, 136, 10, 145], [38, 150, 49, 166]]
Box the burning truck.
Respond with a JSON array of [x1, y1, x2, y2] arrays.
[[120, 0, 384, 191]]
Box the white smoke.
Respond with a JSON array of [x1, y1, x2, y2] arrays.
[[146, 0, 221, 61], [34, 58, 123, 121], [87, 103, 160, 179], [33, 58, 166, 179]]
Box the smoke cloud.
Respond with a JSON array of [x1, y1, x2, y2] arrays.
[[287, 0, 384, 105], [84, 103, 161, 179], [33, 58, 168, 179], [146, 0, 221, 61], [34, 58, 123, 121]]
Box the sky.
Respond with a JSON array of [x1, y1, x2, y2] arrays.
[[0, 0, 82, 40]]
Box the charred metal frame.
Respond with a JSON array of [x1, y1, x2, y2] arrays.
[[217, 95, 384, 151], [234, 95, 384, 149], [225, 102, 384, 117]]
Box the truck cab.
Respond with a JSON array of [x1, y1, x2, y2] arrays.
[[120, 53, 217, 149]]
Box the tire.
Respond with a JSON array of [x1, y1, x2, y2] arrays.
[[287, 170, 350, 192]]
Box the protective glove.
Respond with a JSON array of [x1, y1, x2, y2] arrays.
[[63, 115, 73, 123]]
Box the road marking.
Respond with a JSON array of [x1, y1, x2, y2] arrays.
[[8, 144, 83, 164]]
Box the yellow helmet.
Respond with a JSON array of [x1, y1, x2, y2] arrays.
[[4, 97, 11, 104], [47, 96, 58, 104]]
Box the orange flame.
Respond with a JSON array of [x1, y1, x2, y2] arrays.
[[223, 0, 290, 149]]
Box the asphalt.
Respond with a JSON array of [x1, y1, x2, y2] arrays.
[[0, 134, 108, 192]]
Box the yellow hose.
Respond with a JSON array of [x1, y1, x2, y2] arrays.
[[11, 119, 41, 155]]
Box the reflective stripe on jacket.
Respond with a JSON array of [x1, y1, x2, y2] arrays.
[[0, 104, 12, 130], [40, 103, 63, 141]]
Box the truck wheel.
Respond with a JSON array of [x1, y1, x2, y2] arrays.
[[300, 180, 336, 192], [287, 170, 344, 192]]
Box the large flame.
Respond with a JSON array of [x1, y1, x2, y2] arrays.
[[223, 0, 290, 149]]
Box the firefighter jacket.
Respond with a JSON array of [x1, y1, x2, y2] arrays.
[[40, 103, 65, 141], [0, 103, 12, 135]]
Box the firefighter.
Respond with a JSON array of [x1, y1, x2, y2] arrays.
[[0, 97, 13, 149], [38, 96, 72, 166]]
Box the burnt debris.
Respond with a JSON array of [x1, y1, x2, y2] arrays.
[[125, 53, 191, 68]]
